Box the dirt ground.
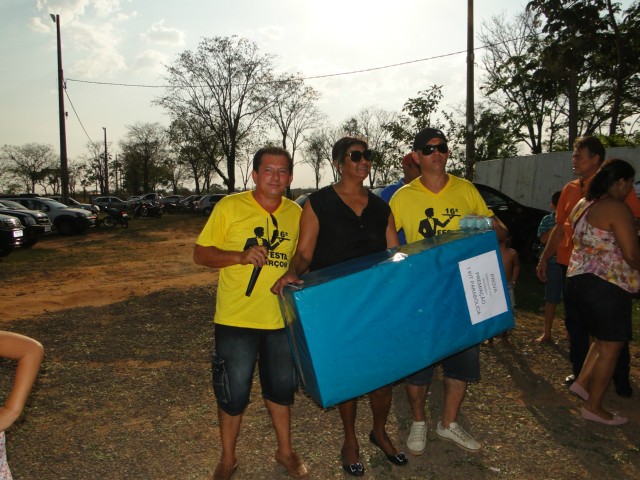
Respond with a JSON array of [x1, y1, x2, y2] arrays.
[[0, 215, 639, 479]]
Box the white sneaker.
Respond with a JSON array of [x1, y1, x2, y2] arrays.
[[406, 421, 427, 455], [436, 421, 481, 452]]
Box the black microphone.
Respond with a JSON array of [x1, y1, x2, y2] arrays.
[[245, 266, 262, 297]]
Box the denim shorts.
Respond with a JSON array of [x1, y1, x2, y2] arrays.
[[405, 344, 480, 385], [212, 324, 297, 416], [544, 261, 564, 304]]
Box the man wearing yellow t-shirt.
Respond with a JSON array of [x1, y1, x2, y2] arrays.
[[194, 147, 307, 480], [390, 127, 505, 456]]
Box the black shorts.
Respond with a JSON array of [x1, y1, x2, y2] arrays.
[[565, 273, 632, 342]]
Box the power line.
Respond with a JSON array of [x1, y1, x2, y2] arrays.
[[64, 85, 95, 144], [64, 38, 531, 89]]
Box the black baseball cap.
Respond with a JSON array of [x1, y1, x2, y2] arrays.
[[413, 128, 447, 151]]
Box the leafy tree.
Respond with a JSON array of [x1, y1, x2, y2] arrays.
[[479, 11, 558, 153], [341, 107, 400, 187], [1, 143, 57, 193], [303, 129, 331, 190], [267, 75, 324, 161], [156, 36, 278, 193], [167, 117, 221, 194], [526, 0, 640, 145], [119, 122, 168, 194], [383, 86, 467, 176]]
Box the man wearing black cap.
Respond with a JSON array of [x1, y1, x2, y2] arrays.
[[389, 127, 504, 455]]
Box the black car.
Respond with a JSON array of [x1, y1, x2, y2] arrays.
[[473, 183, 548, 257], [4, 197, 97, 235], [93, 196, 128, 212], [0, 213, 25, 257], [48, 195, 101, 216], [0, 200, 52, 248]]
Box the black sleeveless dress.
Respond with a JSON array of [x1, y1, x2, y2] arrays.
[[308, 185, 390, 271]]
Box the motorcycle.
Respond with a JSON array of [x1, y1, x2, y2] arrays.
[[132, 201, 163, 219], [102, 207, 129, 228]]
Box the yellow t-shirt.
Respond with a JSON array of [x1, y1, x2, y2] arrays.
[[389, 175, 493, 243], [196, 191, 301, 329]]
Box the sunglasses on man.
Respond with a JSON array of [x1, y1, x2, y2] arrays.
[[418, 143, 448, 156], [345, 149, 374, 162]]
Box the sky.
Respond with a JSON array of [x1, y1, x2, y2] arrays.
[[2, 0, 541, 189]]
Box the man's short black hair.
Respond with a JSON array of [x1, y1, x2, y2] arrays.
[[253, 146, 293, 172], [574, 136, 605, 165]]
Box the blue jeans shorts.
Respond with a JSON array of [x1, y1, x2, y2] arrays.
[[544, 260, 564, 304], [405, 344, 480, 386], [212, 323, 297, 416]]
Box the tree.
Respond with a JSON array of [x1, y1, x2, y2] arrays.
[[479, 11, 558, 153], [119, 122, 168, 194], [267, 75, 324, 161], [1, 143, 57, 193], [84, 140, 108, 194], [167, 117, 221, 194], [303, 129, 331, 190], [526, 0, 640, 145], [340, 107, 400, 187], [156, 36, 279, 193], [267, 74, 324, 196]]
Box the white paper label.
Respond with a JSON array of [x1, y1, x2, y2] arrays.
[[458, 251, 508, 324]]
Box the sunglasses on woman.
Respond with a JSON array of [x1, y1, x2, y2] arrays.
[[346, 149, 374, 162], [419, 143, 448, 156]]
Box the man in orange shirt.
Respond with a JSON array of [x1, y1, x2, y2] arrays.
[[536, 137, 638, 397]]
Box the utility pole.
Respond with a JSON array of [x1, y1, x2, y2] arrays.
[[103, 127, 109, 194], [465, 0, 475, 180], [51, 14, 70, 203]]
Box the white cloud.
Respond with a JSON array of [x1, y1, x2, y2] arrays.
[[131, 50, 168, 73], [67, 22, 126, 78], [257, 25, 284, 42], [140, 20, 185, 46], [29, 17, 51, 33], [35, 0, 89, 23]]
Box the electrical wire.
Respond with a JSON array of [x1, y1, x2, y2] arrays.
[[64, 37, 532, 89], [64, 85, 96, 144]]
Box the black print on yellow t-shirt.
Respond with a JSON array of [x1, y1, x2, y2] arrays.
[[418, 207, 460, 238], [243, 214, 291, 296]]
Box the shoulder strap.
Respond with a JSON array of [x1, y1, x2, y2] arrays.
[[571, 200, 594, 230]]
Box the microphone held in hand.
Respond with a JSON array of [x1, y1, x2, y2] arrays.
[[245, 266, 262, 297]]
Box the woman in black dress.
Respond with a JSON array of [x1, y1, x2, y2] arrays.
[[272, 137, 406, 476]]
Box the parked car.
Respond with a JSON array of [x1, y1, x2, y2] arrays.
[[140, 192, 164, 203], [5, 197, 97, 235], [179, 195, 202, 212], [126, 196, 142, 209], [48, 195, 101, 216], [159, 195, 183, 213], [294, 193, 309, 207], [473, 183, 548, 257], [93, 196, 128, 212], [0, 213, 24, 257], [0, 200, 52, 248], [195, 194, 226, 216]]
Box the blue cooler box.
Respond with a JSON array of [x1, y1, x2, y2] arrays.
[[279, 230, 515, 408]]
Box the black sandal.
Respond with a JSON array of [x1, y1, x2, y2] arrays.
[[369, 431, 408, 466], [342, 462, 365, 477], [341, 446, 364, 477]]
